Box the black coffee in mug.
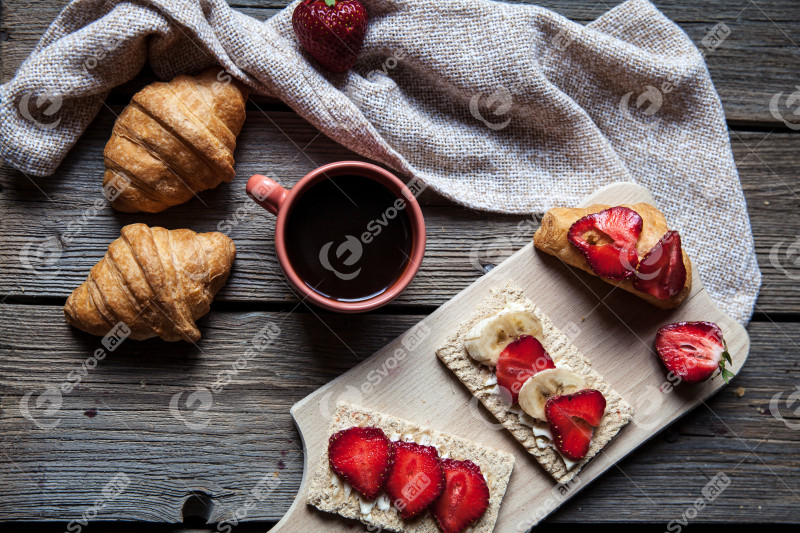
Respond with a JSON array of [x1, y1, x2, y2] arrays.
[[284, 175, 414, 302]]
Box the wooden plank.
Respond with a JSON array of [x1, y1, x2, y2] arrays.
[[733, 129, 800, 317], [3, 0, 800, 124], [0, 304, 796, 523], [1, 106, 797, 313]]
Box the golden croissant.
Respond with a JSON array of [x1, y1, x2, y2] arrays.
[[533, 202, 692, 308], [102, 68, 248, 212], [64, 224, 236, 342]]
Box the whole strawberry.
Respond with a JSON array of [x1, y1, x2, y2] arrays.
[[292, 0, 368, 73]]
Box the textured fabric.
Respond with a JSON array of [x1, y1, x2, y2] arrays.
[[0, 0, 760, 324]]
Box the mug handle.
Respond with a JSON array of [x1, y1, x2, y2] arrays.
[[246, 174, 288, 216]]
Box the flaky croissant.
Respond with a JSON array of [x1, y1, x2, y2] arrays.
[[103, 68, 248, 212], [534, 202, 692, 308], [64, 224, 236, 342]]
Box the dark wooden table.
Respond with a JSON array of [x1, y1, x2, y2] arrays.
[[1, 0, 799, 529]]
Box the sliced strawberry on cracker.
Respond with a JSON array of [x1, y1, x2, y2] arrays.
[[545, 389, 606, 462], [385, 441, 445, 519], [431, 459, 490, 533], [496, 334, 556, 404], [328, 426, 393, 500], [568, 206, 643, 280], [655, 321, 733, 384], [633, 230, 687, 299]]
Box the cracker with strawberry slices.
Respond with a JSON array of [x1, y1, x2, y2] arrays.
[[307, 402, 515, 533], [436, 282, 634, 484]]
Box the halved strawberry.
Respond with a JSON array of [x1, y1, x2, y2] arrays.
[[496, 335, 556, 404], [567, 206, 643, 280], [329, 427, 393, 500], [545, 389, 606, 461], [633, 230, 687, 299], [385, 441, 445, 519], [655, 321, 733, 384], [431, 459, 490, 533]]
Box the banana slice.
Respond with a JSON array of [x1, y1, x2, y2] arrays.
[[518, 368, 585, 420], [464, 302, 543, 366]]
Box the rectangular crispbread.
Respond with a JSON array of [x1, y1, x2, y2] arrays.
[[436, 282, 634, 484], [307, 402, 515, 532]]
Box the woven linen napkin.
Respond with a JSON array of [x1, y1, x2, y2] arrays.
[[0, 0, 760, 324]]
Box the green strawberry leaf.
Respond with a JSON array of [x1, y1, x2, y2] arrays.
[[718, 339, 733, 384], [324, 0, 336, 6], [721, 368, 735, 384]]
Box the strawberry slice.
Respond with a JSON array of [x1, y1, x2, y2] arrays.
[[545, 389, 606, 462], [496, 335, 556, 404], [633, 230, 687, 299], [655, 321, 733, 384], [431, 459, 490, 533], [385, 441, 445, 519], [567, 206, 643, 280], [329, 427, 393, 500]]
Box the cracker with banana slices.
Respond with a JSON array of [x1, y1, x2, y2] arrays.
[[307, 402, 515, 533], [436, 282, 634, 484]]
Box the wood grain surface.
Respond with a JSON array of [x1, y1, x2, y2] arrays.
[[1, 306, 797, 523], [1, 0, 799, 528]]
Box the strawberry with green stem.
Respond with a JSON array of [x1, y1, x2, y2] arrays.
[[655, 321, 734, 384], [292, 0, 368, 73]]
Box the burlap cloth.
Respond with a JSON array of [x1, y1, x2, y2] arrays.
[[0, 0, 760, 324]]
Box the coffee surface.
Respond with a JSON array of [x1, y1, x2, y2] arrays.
[[285, 175, 414, 302]]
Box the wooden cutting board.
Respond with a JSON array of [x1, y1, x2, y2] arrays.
[[271, 182, 749, 532]]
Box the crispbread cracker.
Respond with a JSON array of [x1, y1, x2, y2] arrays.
[[307, 402, 515, 532], [436, 282, 634, 484]]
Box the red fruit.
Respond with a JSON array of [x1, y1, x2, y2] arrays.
[[432, 459, 490, 533], [385, 441, 444, 519], [545, 389, 606, 461], [292, 0, 368, 73], [329, 426, 393, 500], [496, 335, 556, 404], [633, 230, 687, 299], [655, 321, 732, 384], [567, 206, 643, 280]]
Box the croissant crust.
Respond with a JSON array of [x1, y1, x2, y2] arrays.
[[102, 68, 249, 213], [533, 202, 692, 308], [64, 224, 236, 342]]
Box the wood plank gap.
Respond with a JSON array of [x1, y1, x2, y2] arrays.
[[4, 523, 799, 532], [749, 311, 800, 323], [4, 295, 796, 323]]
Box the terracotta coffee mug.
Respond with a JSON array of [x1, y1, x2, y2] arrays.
[[246, 161, 426, 313]]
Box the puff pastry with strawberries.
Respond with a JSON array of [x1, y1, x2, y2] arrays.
[[533, 203, 691, 308]]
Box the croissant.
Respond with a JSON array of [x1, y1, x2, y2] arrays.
[[102, 68, 248, 212], [533, 202, 692, 308], [64, 224, 236, 342]]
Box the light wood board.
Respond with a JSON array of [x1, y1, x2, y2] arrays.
[[271, 182, 750, 532]]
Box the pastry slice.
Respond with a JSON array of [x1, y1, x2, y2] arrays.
[[307, 402, 514, 533], [533, 203, 692, 308], [436, 283, 633, 484]]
